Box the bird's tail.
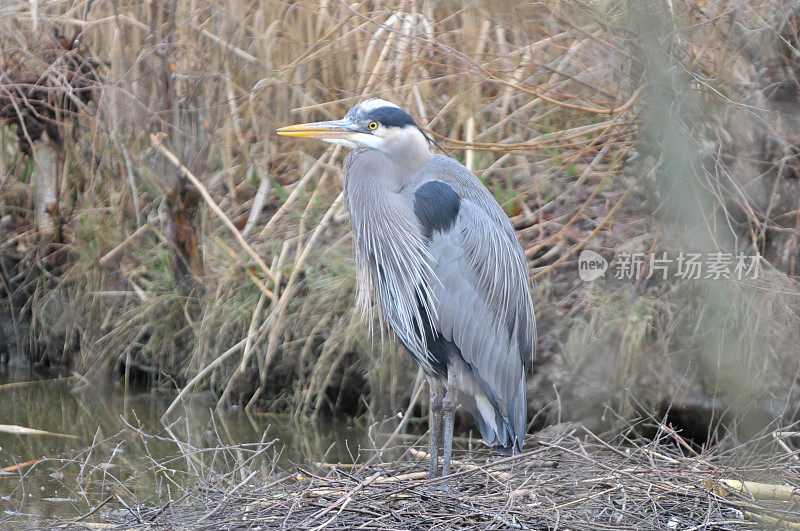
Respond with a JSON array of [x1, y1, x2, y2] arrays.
[[462, 382, 526, 455]]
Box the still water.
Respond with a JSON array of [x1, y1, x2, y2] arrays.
[[0, 366, 375, 524]]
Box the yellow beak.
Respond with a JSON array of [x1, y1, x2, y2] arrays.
[[276, 119, 358, 140]]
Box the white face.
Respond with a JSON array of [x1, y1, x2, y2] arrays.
[[334, 132, 384, 149], [322, 99, 411, 149], [322, 119, 410, 150], [322, 132, 385, 149], [344, 124, 420, 151], [277, 100, 419, 151]]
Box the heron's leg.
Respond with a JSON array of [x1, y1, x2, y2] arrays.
[[428, 379, 443, 480], [441, 373, 456, 490]]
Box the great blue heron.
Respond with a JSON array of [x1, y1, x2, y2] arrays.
[[277, 99, 535, 485]]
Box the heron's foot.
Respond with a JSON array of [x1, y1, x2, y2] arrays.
[[424, 474, 454, 494]]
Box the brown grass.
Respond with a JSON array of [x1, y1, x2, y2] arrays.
[[0, 0, 798, 444]]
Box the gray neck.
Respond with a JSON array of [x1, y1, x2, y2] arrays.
[[382, 126, 432, 188]]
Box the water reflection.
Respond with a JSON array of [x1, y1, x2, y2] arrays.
[[0, 367, 373, 524]]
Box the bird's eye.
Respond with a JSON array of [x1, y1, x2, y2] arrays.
[[368, 121, 379, 130]]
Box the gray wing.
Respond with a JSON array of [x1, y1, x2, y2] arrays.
[[418, 155, 535, 369], [413, 162, 535, 452], [421, 155, 523, 251]]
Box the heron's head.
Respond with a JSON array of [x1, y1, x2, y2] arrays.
[[277, 99, 423, 152]]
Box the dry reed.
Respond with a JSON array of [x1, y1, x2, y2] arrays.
[[0, 0, 798, 448]]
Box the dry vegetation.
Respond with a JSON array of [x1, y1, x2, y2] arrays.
[[17, 422, 800, 529], [130, 431, 800, 530], [2, 0, 800, 528], [0, 0, 799, 473], [0, 0, 638, 418]]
